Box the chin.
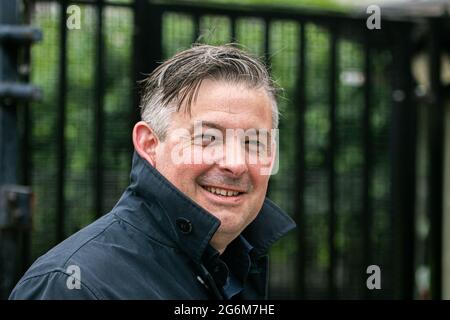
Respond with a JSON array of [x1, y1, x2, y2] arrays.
[[216, 215, 249, 235]]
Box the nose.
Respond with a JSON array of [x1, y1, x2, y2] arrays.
[[217, 138, 248, 177]]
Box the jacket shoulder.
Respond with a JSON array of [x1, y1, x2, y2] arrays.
[[11, 213, 120, 297], [9, 270, 100, 300], [10, 209, 191, 299]]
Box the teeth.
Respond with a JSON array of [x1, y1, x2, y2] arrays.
[[204, 186, 240, 197]]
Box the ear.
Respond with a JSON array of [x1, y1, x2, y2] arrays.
[[132, 121, 159, 167]]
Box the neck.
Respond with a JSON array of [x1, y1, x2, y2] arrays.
[[210, 232, 238, 255]]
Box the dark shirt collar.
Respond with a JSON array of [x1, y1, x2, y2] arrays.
[[123, 151, 296, 264], [201, 235, 253, 299], [221, 235, 253, 281], [202, 235, 253, 280]]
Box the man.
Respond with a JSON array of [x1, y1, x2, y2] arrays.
[[10, 45, 296, 299]]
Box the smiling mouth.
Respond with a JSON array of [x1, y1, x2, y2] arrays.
[[200, 185, 244, 197]]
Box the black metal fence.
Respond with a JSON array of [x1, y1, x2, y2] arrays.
[[5, 0, 445, 299], [0, 0, 42, 299]]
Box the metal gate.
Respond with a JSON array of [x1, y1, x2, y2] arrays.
[[7, 0, 445, 299]]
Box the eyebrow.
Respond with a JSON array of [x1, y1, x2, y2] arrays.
[[190, 121, 269, 135], [191, 121, 226, 132]]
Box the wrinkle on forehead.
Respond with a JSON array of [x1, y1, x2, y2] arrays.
[[192, 80, 272, 122]]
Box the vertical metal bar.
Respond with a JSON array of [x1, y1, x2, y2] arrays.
[[263, 17, 270, 68], [130, 0, 140, 146], [133, 1, 162, 145], [294, 21, 306, 299], [94, 0, 104, 218], [402, 26, 416, 301], [56, 0, 68, 243], [230, 15, 236, 43], [263, 17, 275, 197], [0, 0, 19, 185], [428, 18, 443, 300], [387, 25, 397, 297], [21, 5, 32, 188], [328, 24, 338, 299], [193, 14, 200, 43], [391, 23, 416, 299], [362, 32, 372, 299], [21, 0, 33, 273]]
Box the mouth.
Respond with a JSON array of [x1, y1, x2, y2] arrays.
[[198, 184, 246, 205], [201, 185, 244, 196]]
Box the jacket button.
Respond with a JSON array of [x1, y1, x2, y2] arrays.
[[176, 218, 193, 234]]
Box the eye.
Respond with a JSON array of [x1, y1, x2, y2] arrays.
[[245, 139, 265, 151], [194, 134, 217, 146], [203, 134, 216, 143], [245, 140, 259, 146]]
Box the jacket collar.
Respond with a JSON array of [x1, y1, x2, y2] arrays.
[[125, 151, 296, 263]]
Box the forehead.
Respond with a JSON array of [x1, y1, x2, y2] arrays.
[[184, 79, 273, 130]]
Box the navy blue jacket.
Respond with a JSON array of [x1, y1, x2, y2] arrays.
[[9, 152, 295, 299]]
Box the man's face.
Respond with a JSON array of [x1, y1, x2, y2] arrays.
[[153, 79, 275, 241]]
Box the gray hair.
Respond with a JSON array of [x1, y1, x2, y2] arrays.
[[139, 44, 279, 141]]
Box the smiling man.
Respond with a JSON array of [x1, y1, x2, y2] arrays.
[[10, 45, 296, 300]]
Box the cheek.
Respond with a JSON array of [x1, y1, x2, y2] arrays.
[[248, 166, 270, 194], [173, 163, 210, 191], [158, 142, 211, 185]]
